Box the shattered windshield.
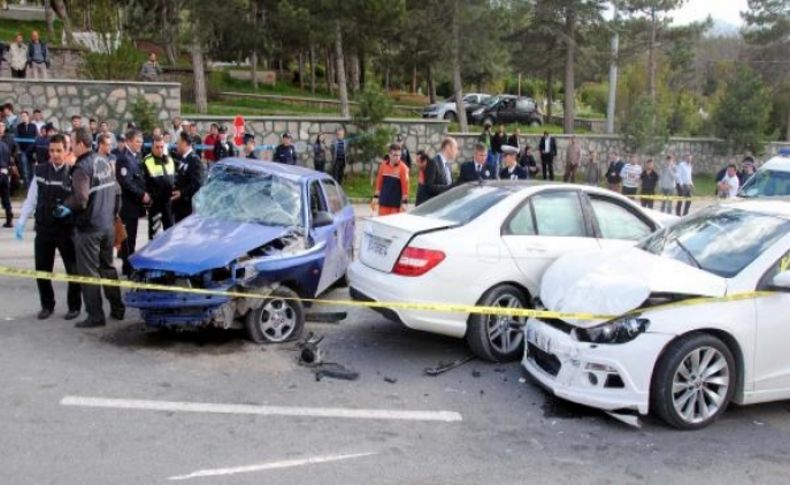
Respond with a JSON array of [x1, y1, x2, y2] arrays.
[[739, 169, 790, 198], [194, 166, 303, 227], [638, 206, 789, 278]]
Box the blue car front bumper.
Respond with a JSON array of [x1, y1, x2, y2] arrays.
[[124, 288, 232, 328]]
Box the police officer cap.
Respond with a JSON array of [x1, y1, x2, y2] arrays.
[[502, 145, 519, 155]]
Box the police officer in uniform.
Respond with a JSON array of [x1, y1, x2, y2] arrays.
[[0, 122, 14, 228], [499, 145, 528, 180], [15, 133, 82, 320], [142, 135, 176, 239], [172, 132, 204, 222], [213, 126, 237, 161], [56, 127, 125, 328], [115, 129, 149, 276], [274, 132, 297, 165]]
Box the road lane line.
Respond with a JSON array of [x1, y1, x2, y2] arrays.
[[168, 452, 377, 481], [60, 395, 463, 422]]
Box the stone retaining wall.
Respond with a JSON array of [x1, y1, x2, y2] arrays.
[[188, 115, 448, 166], [0, 79, 181, 131], [451, 132, 790, 175]]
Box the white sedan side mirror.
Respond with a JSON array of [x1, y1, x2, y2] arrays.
[[771, 271, 790, 291]]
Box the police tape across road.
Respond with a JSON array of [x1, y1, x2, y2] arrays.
[[0, 266, 777, 323]]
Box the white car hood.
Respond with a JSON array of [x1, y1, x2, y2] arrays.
[[540, 247, 727, 327]]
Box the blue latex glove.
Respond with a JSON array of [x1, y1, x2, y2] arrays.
[[53, 205, 72, 219], [14, 221, 25, 240]]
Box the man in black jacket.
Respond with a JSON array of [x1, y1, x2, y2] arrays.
[[15, 110, 37, 186], [0, 122, 15, 227], [115, 129, 149, 276], [213, 126, 237, 161], [142, 135, 176, 239], [457, 142, 495, 184], [273, 132, 297, 164], [172, 132, 205, 222], [417, 137, 457, 206], [538, 131, 557, 180]]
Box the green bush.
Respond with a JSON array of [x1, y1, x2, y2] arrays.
[[129, 96, 159, 134], [80, 40, 146, 81], [711, 65, 772, 153], [351, 82, 396, 170], [579, 82, 608, 116], [621, 96, 669, 155]]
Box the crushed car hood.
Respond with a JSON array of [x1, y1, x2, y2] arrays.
[[540, 247, 727, 327], [130, 214, 292, 275]]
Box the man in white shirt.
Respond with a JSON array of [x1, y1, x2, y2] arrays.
[[717, 163, 740, 199], [675, 153, 694, 216], [9, 33, 28, 78], [619, 154, 643, 197]]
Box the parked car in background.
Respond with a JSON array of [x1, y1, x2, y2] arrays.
[[470, 95, 543, 126], [739, 148, 790, 198], [349, 181, 675, 363], [422, 93, 490, 121], [125, 159, 355, 344], [524, 200, 790, 430]]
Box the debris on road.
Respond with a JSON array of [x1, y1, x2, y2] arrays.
[[296, 332, 359, 381], [424, 356, 475, 376], [384, 376, 398, 384], [306, 311, 348, 324]]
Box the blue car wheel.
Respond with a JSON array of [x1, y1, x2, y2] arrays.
[[245, 287, 305, 344]]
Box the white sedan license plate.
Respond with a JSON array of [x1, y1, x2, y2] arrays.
[[366, 234, 391, 257], [527, 325, 552, 354]]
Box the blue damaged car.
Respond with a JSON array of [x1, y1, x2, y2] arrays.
[[124, 159, 355, 343]]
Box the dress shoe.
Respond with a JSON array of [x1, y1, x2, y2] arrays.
[[110, 308, 125, 321], [37, 308, 53, 320], [75, 318, 105, 328], [64, 309, 80, 320]]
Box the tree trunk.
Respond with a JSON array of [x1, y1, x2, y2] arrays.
[[348, 50, 360, 92], [309, 43, 316, 94], [326, 48, 334, 95], [786, 108, 790, 141], [546, 67, 553, 121], [384, 67, 390, 92], [427, 64, 436, 104], [51, 0, 73, 46], [335, 22, 350, 118], [298, 51, 305, 91], [451, 2, 468, 132], [411, 64, 417, 94], [191, 36, 208, 114], [251, 0, 259, 90], [359, 49, 366, 87], [563, 6, 577, 134], [44, 0, 55, 41], [648, 7, 657, 104]]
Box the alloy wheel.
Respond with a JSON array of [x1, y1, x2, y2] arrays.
[[258, 299, 297, 343], [671, 346, 731, 424], [485, 294, 525, 354]]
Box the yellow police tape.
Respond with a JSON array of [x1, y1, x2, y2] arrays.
[[0, 265, 777, 322]]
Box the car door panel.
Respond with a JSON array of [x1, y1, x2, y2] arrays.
[[753, 250, 790, 393]]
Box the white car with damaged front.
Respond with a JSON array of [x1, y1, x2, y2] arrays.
[[523, 200, 790, 429], [349, 181, 674, 363]]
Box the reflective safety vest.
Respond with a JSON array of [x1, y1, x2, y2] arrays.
[[142, 153, 176, 200]]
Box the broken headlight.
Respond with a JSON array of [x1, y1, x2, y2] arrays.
[[573, 317, 650, 344]]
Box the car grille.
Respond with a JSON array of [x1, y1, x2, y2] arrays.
[[527, 343, 562, 377]]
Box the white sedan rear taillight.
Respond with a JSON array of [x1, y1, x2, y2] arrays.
[[392, 246, 446, 277]]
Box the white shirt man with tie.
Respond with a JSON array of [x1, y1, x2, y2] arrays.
[[457, 142, 495, 184], [418, 137, 458, 205], [538, 130, 557, 180]]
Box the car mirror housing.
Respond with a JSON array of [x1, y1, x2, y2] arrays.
[[771, 270, 790, 291], [312, 210, 333, 228]]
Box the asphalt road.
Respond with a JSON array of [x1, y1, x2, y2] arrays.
[[2, 205, 790, 484]]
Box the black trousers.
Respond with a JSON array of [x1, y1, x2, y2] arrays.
[[314, 159, 326, 173], [332, 158, 346, 185], [173, 199, 192, 223], [676, 184, 692, 216], [540, 155, 554, 180], [74, 228, 124, 324], [35, 231, 81, 312], [147, 201, 174, 240], [119, 214, 139, 276], [641, 191, 655, 209], [11, 69, 26, 78], [0, 173, 12, 220]]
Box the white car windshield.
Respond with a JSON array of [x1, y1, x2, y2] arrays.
[[739, 168, 790, 198], [193, 166, 303, 227], [638, 206, 789, 278], [411, 184, 511, 225]]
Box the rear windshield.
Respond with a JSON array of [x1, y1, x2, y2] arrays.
[[411, 184, 510, 225]]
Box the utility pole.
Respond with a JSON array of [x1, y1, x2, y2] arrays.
[[606, 4, 619, 135]]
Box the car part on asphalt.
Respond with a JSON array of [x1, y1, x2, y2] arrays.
[[305, 311, 348, 324], [297, 332, 325, 365], [296, 332, 360, 381], [424, 356, 475, 376]]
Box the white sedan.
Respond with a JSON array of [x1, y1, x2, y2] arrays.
[[523, 200, 790, 429], [349, 181, 674, 362]]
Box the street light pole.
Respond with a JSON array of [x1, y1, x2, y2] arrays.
[[606, 4, 619, 135]]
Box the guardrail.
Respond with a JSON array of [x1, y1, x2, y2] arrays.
[[219, 92, 423, 115]]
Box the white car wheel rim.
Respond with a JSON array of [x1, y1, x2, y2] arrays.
[[671, 346, 730, 424], [258, 299, 296, 343], [485, 294, 524, 354]]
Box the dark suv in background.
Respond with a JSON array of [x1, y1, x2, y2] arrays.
[[469, 95, 543, 126]]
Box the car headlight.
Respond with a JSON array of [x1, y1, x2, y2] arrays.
[[472, 108, 484, 116], [573, 316, 650, 344]]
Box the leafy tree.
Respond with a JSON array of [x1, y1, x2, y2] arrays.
[[129, 96, 159, 133], [621, 95, 669, 154], [351, 82, 396, 173], [712, 65, 772, 153]]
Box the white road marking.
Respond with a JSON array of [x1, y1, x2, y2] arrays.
[[60, 395, 463, 422], [168, 452, 377, 481]]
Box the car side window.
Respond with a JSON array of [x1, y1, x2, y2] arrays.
[[505, 202, 536, 235], [757, 250, 790, 290], [321, 179, 344, 214], [531, 191, 586, 237], [589, 197, 653, 241], [309, 181, 328, 214]]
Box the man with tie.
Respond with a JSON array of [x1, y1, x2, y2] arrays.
[[457, 142, 495, 184], [538, 130, 557, 180], [115, 129, 149, 276], [417, 137, 458, 206]]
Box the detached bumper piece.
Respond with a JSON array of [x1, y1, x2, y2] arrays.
[[125, 290, 232, 328]]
